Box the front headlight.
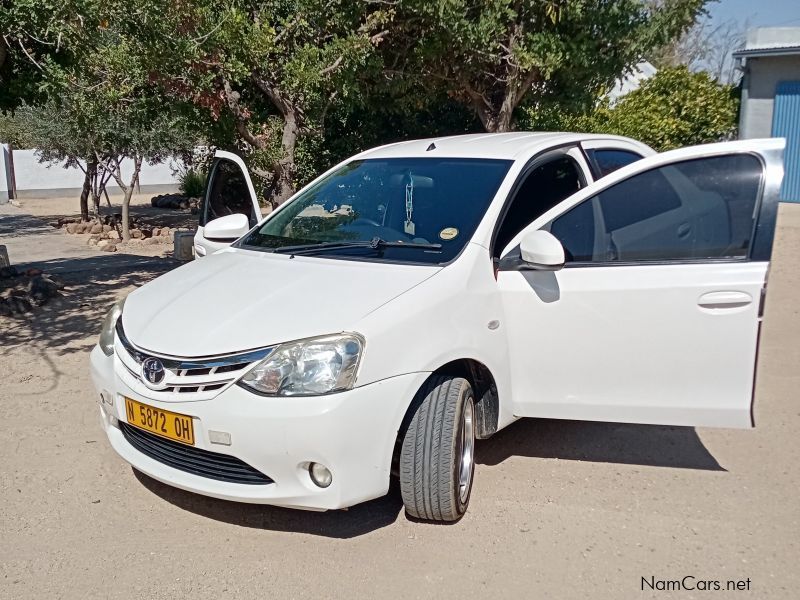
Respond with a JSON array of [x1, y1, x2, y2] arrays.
[[238, 333, 364, 396], [98, 297, 126, 356]]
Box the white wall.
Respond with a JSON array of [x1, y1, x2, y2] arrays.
[[6, 149, 183, 198], [0, 144, 9, 202]]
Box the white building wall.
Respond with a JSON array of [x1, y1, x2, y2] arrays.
[[0, 144, 8, 202], [6, 149, 183, 198]]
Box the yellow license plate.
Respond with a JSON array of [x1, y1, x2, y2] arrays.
[[124, 398, 195, 446]]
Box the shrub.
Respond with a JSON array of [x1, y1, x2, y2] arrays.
[[179, 168, 207, 198]]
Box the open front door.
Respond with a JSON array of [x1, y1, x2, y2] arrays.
[[194, 151, 261, 258], [497, 139, 784, 428]]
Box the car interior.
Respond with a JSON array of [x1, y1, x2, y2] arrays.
[[493, 154, 585, 257]]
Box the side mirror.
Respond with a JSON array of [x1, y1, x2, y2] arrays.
[[203, 213, 250, 242], [520, 230, 565, 270]]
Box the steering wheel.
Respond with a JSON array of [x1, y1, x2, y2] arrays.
[[350, 217, 382, 227]]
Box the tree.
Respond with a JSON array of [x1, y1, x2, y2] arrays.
[[123, 0, 386, 205], [384, 0, 707, 133], [522, 66, 738, 151], [651, 14, 747, 84]]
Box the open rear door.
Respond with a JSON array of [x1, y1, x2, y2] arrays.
[[194, 151, 261, 258]]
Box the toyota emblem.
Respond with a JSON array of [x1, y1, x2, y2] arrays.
[[141, 357, 166, 388]]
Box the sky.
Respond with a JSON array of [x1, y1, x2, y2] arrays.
[[708, 0, 800, 30]]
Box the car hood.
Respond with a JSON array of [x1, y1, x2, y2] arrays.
[[121, 248, 441, 357]]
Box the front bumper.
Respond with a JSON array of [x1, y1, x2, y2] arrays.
[[90, 345, 427, 510]]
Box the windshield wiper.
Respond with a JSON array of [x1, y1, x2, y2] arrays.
[[273, 237, 442, 256]]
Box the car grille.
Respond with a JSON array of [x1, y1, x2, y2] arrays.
[[115, 319, 274, 401], [120, 422, 273, 485]]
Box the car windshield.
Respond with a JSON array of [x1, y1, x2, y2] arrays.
[[240, 157, 512, 264]]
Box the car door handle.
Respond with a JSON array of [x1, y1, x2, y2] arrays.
[[697, 291, 752, 309]]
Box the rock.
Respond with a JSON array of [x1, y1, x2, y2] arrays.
[[8, 295, 32, 314], [160, 227, 171, 237], [97, 239, 109, 249], [28, 275, 60, 305], [90, 222, 103, 234], [152, 227, 161, 237], [87, 237, 99, 246], [107, 230, 120, 240], [102, 224, 112, 233], [151, 196, 160, 207], [65, 223, 78, 234], [131, 229, 143, 239], [0, 266, 19, 279], [101, 243, 117, 253], [24, 268, 43, 277], [141, 228, 153, 239], [144, 237, 161, 245]]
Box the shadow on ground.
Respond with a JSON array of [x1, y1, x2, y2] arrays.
[[134, 469, 405, 539], [0, 253, 179, 356], [135, 417, 721, 538], [475, 417, 723, 471]]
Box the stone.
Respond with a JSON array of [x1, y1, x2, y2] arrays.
[[102, 224, 112, 233], [90, 222, 103, 234], [97, 239, 109, 249], [160, 227, 171, 237], [107, 230, 120, 240], [101, 243, 117, 252], [24, 268, 43, 277], [0, 266, 19, 279], [28, 275, 60, 305], [152, 227, 161, 237], [130, 229, 143, 239], [87, 237, 99, 246], [65, 223, 78, 234], [144, 237, 161, 245]]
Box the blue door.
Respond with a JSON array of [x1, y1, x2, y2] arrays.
[[772, 81, 800, 202]]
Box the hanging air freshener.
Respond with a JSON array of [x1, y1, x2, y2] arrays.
[[404, 174, 416, 235]]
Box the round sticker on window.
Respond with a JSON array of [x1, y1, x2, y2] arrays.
[[439, 227, 459, 241]]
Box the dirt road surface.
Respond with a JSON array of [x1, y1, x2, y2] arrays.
[[2, 205, 799, 599]]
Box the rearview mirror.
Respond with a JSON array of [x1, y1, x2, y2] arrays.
[[203, 213, 250, 242], [520, 230, 565, 270]]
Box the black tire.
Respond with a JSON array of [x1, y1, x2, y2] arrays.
[[399, 375, 476, 522]]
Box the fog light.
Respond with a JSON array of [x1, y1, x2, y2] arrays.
[[308, 462, 332, 488]]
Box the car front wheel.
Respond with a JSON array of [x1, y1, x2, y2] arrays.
[[399, 375, 476, 522]]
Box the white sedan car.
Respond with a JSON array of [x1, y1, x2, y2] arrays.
[[91, 132, 784, 522]]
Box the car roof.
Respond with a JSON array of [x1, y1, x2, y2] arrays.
[[357, 132, 648, 161]]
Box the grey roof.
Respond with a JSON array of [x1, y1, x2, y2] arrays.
[[732, 45, 800, 59]]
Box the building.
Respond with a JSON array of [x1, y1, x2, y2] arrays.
[[734, 27, 800, 202]]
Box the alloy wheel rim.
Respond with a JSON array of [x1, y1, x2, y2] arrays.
[[458, 397, 475, 504]]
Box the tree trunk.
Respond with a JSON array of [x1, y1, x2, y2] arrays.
[[120, 157, 143, 241], [270, 112, 299, 206], [79, 165, 91, 222], [86, 159, 99, 218]]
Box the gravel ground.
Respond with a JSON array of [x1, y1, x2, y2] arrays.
[[1, 204, 798, 600]]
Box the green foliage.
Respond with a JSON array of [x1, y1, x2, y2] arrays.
[[522, 66, 739, 151], [385, 0, 708, 131], [179, 169, 207, 198]]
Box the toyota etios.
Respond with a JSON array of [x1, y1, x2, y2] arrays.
[[91, 133, 784, 521]]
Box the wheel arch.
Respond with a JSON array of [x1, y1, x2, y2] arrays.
[[390, 358, 500, 476]]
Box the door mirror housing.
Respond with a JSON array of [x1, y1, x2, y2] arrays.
[[520, 230, 565, 270], [203, 213, 250, 243]]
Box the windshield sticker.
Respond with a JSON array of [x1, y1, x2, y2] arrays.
[[439, 227, 459, 241]]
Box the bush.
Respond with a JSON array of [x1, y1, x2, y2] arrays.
[[179, 168, 206, 198], [522, 67, 739, 152]]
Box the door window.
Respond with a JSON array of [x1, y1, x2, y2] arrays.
[[494, 154, 584, 256], [200, 159, 257, 227], [549, 154, 763, 263], [589, 149, 643, 177]]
